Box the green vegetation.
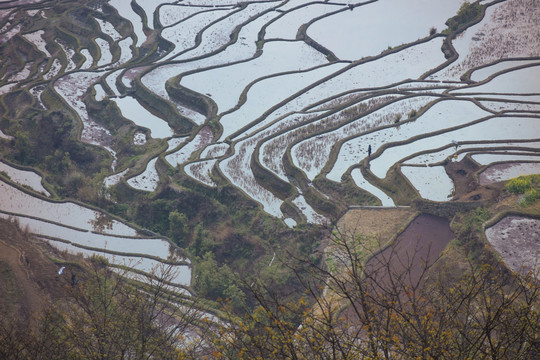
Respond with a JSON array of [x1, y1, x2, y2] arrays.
[[453, 207, 491, 244], [521, 188, 538, 206], [194, 252, 245, 311], [169, 210, 189, 247], [188, 224, 216, 258], [506, 176, 533, 194], [127, 185, 324, 305], [505, 174, 540, 206], [2, 111, 109, 192], [445, 1, 483, 33], [89, 254, 109, 266], [451, 207, 492, 263]]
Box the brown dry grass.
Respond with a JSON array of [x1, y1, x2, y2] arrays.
[[337, 207, 417, 248], [0, 219, 62, 322]]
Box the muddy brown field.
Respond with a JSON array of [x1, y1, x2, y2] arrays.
[[366, 213, 455, 289]]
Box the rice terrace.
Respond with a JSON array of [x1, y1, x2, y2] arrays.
[[0, 0, 539, 358]]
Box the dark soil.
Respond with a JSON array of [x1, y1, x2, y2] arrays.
[[446, 156, 503, 202]]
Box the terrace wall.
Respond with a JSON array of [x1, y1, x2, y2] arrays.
[[413, 198, 486, 219], [133, 77, 193, 134], [251, 147, 295, 200], [167, 80, 217, 119]]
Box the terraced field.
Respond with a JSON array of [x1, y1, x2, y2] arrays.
[[0, 0, 539, 297]]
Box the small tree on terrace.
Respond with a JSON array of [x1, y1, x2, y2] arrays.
[[169, 210, 188, 247]]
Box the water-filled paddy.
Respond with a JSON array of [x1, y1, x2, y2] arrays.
[[185, 159, 217, 187], [181, 41, 329, 113], [46, 238, 191, 286], [0, 162, 50, 196], [308, 0, 464, 60], [401, 165, 454, 201], [0, 212, 175, 261], [350, 169, 395, 206], [479, 162, 540, 185], [1, 0, 539, 294], [127, 158, 160, 192], [327, 100, 491, 181], [0, 179, 136, 236], [112, 96, 174, 139], [166, 126, 214, 167], [471, 153, 540, 165], [95, 38, 113, 66]]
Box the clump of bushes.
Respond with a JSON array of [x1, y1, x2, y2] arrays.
[[193, 252, 245, 311], [505, 174, 540, 206], [506, 176, 532, 194], [454, 207, 491, 240], [521, 188, 538, 206], [445, 1, 483, 32], [451, 207, 492, 263], [90, 254, 109, 266]]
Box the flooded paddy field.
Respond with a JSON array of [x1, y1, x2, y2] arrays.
[[0, 0, 538, 292]]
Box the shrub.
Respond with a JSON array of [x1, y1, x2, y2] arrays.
[[194, 252, 245, 310], [168, 210, 188, 247], [445, 1, 483, 32], [90, 254, 109, 266], [454, 207, 491, 245], [520, 188, 538, 207], [505, 176, 532, 194]]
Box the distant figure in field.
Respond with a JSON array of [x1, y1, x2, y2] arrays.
[[368, 144, 372, 158]]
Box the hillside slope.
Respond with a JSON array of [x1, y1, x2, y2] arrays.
[[0, 219, 73, 321]]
